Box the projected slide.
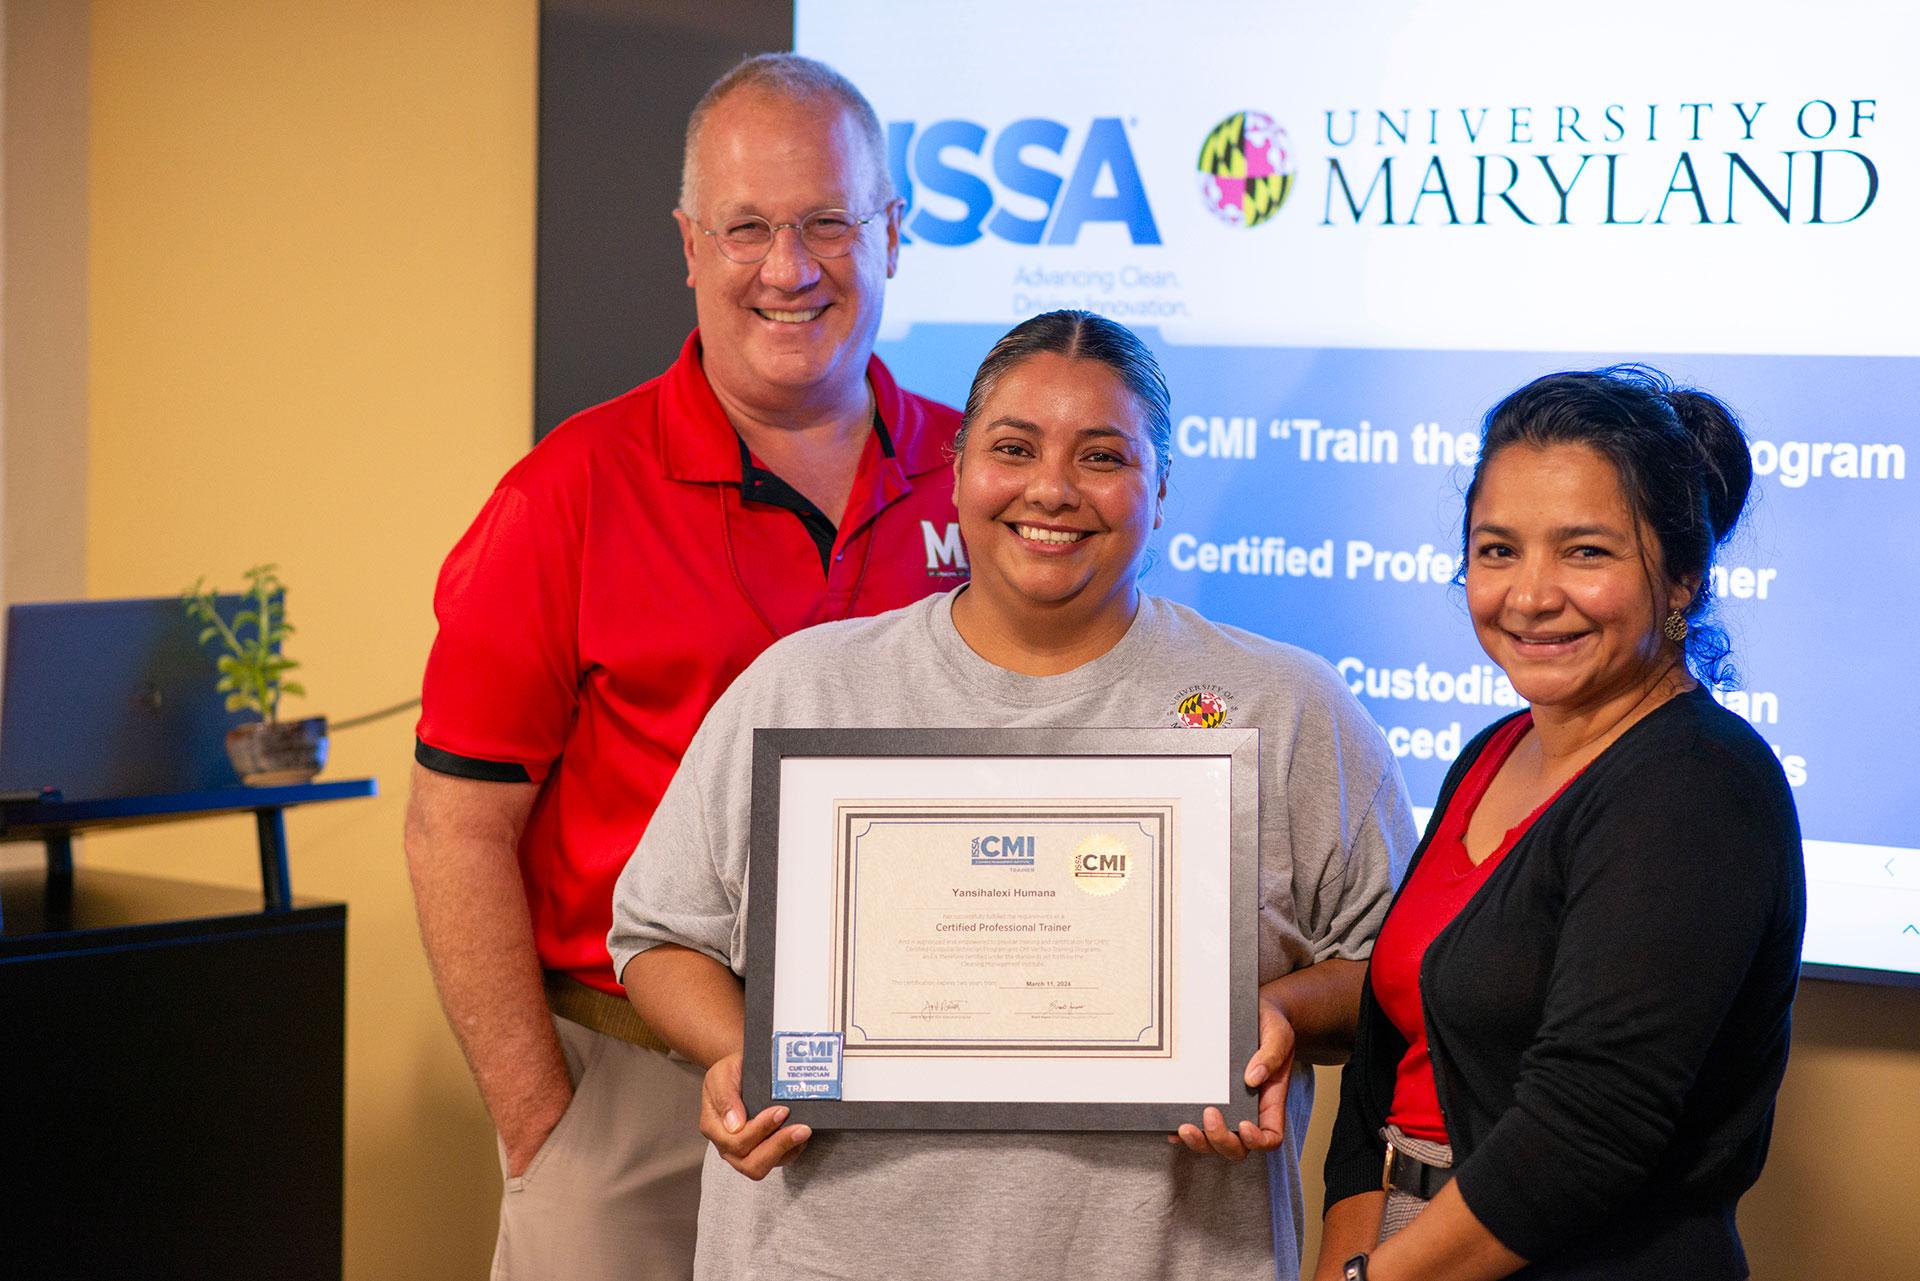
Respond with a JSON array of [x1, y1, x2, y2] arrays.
[[799, 0, 1920, 983]]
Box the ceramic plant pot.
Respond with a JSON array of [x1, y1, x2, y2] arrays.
[[226, 716, 329, 786]]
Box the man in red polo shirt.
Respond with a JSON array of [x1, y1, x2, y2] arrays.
[[405, 54, 962, 1279]]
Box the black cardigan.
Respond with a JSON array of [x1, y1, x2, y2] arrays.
[[1324, 690, 1806, 1279]]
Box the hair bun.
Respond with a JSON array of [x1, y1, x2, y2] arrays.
[[1667, 388, 1752, 541]]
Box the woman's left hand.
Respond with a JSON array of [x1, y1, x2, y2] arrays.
[[1170, 990, 1296, 1160]]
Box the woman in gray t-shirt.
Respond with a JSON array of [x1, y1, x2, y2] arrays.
[[611, 310, 1414, 1280]]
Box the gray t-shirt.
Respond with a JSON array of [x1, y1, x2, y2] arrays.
[[611, 590, 1414, 1280]]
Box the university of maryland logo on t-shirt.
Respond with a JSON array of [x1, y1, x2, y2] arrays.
[[1172, 684, 1235, 729]]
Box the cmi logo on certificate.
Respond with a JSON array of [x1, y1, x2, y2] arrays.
[[771, 1031, 845, 1100], [1071, 833, 1132, 896]]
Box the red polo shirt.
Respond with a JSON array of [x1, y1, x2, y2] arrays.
[[417, 330, 963, 994]]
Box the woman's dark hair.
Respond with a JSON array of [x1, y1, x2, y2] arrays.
[[1462, 364, 1754, 686], [955, 310, 1173, 483]]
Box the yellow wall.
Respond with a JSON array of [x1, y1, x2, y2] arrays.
[[83, 2, 534, 1275], [57, 2, 1920, 1278]]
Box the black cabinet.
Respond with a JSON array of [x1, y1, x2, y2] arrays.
[[1, 869, 346, 1281]]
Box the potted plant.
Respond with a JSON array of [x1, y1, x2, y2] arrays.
[[181, 564, 327, 786]]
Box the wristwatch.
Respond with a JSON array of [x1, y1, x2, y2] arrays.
[[1341, 1254, 1370, 1281]]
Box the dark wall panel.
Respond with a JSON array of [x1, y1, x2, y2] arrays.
[[537, 1, 797, 438]]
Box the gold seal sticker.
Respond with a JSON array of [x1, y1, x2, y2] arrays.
[[1070, 833, 1132, 897]]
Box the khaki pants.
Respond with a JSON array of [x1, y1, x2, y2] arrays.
[[492, 1015, 706, 1281]]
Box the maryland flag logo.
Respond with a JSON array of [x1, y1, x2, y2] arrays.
[[1198, 111, 1295, 229], [1175, 688, 1230, 729]]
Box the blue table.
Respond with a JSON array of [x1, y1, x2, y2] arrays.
[[0, 778, 377, 917]]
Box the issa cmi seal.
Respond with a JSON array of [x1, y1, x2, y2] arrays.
[[771, 1031, 844, 1100]]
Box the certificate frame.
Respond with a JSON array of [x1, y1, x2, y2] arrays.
[[741, 726, 1260, 1131]]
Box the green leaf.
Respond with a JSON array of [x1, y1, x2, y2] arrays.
[[282, 682, 306, 697], [177, 567, 299, 712]]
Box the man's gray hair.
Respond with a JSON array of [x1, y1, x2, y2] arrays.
[[679, 53, 893, 214]]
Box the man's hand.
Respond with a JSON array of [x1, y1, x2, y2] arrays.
[[698, 1052, 812, 1180], [1171, 990, 1297, 1160], [500, 1090, 573, 1178]]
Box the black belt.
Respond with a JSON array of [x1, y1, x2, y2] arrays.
[[1383, 1142, 1455, 1200]]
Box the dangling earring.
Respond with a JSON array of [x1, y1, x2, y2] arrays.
[[1663, 610, 1689, 643]]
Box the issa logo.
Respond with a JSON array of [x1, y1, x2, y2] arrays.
[[1198, 111, 1297, 228], [887, 117, 1162, 246]]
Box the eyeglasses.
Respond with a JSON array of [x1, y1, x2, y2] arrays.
[[688, 207, 888, 264]]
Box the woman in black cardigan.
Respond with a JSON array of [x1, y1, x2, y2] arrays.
[[1312, 367, 1805, 1281]]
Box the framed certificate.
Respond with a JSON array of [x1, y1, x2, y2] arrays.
[[741, 726, 1259, 1131]]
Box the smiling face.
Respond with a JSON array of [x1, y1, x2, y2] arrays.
[[952, 352, 1164, 633], [675, 90, 899, 417], [1466, 442, 1693, 715]]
